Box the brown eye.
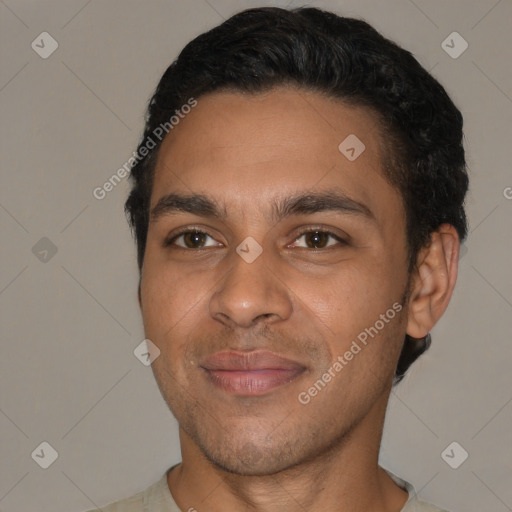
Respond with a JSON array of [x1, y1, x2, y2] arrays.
[[291, 230, 345, 249], [305, 231, 329, 248], [183, 232, 207, 248], [165, 230, 219, 249]]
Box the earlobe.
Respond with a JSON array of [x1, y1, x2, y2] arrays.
[[406, 224, 460, 338]]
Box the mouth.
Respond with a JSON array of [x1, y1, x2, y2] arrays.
[[200, 350, 306, 396]]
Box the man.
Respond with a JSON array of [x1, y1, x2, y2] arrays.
[[88, 6, 468, 511]]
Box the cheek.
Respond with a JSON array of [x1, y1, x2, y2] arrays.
[[301, 264, 407, 380], [308, 262, 394, 329], [140, 266, 207, 395], [140, 255, 209, 344]]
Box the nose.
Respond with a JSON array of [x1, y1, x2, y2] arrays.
[[209, 245, 293, 329]]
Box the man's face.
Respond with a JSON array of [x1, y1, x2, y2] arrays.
[[140, 87, 411, 475]]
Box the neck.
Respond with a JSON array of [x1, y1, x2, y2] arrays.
[[168, 387, 409, 512]]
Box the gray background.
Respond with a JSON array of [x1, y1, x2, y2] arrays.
[[0, 0, 511, 511]]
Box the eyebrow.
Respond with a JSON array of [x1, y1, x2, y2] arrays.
[[150, 190, 375, 224]]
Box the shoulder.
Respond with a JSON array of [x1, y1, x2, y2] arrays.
[[83, 470, 173, 512], [402, 495, 451, 512], [382, 467, 451, 512], [84, 487, 146, 512]]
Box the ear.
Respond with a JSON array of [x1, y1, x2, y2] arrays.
[[406, 224, 460, 338]]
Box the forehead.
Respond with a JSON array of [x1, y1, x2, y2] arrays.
[[151, 87, 402, 227]]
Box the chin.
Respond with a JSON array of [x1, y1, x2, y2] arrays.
[[194, 432, 304, 477], [206, 449, 295, 477]]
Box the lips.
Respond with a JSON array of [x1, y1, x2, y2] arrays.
[[201, 351, 306, 395]]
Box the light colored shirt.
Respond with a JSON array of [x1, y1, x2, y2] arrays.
[[86, 466, 449, 512]]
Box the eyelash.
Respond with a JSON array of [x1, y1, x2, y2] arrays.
[[163, 227, 347, 250], [289, 228, 347, 250]]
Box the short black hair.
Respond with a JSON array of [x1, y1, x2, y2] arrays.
[[124, 6, 469, 384]]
